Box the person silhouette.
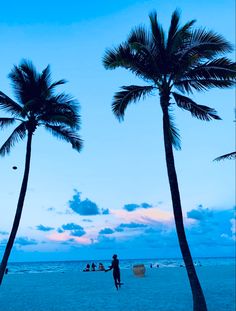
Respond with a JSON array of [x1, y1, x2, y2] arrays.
[[91, 262, 96, 271], [99, 263, 105, 271], [105, 254, 122, 290], [83, 263, 90, 272]]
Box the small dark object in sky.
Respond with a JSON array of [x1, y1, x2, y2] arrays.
[[12, 166, 17, 170]]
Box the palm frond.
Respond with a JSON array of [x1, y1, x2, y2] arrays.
[[19, 59, 38, 80], [168, 19, 196, 55], [214, 151, 236, 161], [49, 79, 67, 90], [41, 95, 81, 128], [175, 78, 234, 92], [41, 108, 81, 129], [0, 91, 23, 116], [0, 122, 26, 156], [38, 65, 51, 94], [44, 124, 83, 152], [8, 65, 26, 104], [9, 61, 38, 106], [172, 92, 221, 120], [103, 27, 163, 81], [149, 11, 165, 55], [179, 28, 233, 61], [126, 26, 163, 80], [49, 93, 77, 106], [168, 112, 181, 150], [128, 25, 151, 49], [184, 58, 236, 80], [112, 85, 154, 120], [0, 117, 17, 129], [167, 9, 181, 50], [42, 115, 76, 127], [103, 43, 132, 70]]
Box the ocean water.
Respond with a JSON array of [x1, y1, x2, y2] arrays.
[[6, 257, 235, 274]]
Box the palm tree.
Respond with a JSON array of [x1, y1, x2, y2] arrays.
[[103, 10, 236, 311], [0, 60, 82, 284]]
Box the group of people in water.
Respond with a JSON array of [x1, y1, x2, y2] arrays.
[[83, 254, 122, 290], [83, 262, 105, 272]]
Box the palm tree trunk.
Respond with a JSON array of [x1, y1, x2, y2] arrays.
[[161, 102, 207, 311], [0, 131, 33, 285]]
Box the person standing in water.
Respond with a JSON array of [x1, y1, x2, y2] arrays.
[[105, 254, 122, 290]]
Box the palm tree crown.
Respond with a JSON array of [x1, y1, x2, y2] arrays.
[[103, 9, 235, 149], [0, 59, 82, 155]]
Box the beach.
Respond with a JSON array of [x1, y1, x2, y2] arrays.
[[0, 265, 235, 311]]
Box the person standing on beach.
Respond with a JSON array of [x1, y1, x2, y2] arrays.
[[105, 254, 122, 290]]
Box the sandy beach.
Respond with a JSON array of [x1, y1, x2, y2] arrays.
[[0, 265, 235, 311]]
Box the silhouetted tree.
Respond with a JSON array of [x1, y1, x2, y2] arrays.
[[0, 60, 82, 284], [103, 10, 236, 311]]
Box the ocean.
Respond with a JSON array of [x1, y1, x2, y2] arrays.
[[6, 257, 235, 274]]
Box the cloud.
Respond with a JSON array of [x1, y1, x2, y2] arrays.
[[94, 235, 117, 250], [48, 231, 91, 245], [101, 208, 110, 215], [91, 207, 235, 256], [36, 225, 54, 232], [68, 190, 99, 215], [61, 238, 75, 245], [61, 223, 84, 231], [114, 227, 124, 232], [0, 239, 8, 246], [68, 190, 97, 216], [70, 229, 86, 237], [15, 237, 38, 246], [0, 231, 8, 235], [99, 228, 115, 235], [123, 202, 152, 212], [140, 203, 152, 208], [123, 204, 140, 212], [46, 207, 55, 212], [115, 222, 148, 230], [68, 190, 110, 216], [3, 204, 234, 260], [59, 223, 86, 237], [187, 205, 213, 220], [186, 206, 235, 248]]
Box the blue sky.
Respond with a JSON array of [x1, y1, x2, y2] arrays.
[[0, 0, 235, 262]]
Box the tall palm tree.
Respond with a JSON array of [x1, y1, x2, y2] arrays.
[[103, 10, 236, 311], [0, 60, 82, 284]]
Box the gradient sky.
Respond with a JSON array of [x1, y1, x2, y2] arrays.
[[0, 0, 235, 262]]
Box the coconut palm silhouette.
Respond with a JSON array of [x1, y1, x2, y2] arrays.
[[0, 60, 82, 284], [103, 10, 236, 311]]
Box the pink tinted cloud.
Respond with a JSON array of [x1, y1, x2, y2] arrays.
[[112, 206, 173, 225], [47, 232, 91, 245]]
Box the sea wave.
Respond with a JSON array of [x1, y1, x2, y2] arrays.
[[6, 257, 235, 274]]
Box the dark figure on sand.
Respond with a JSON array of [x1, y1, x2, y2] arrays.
[[105, 254, 122, 290]]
